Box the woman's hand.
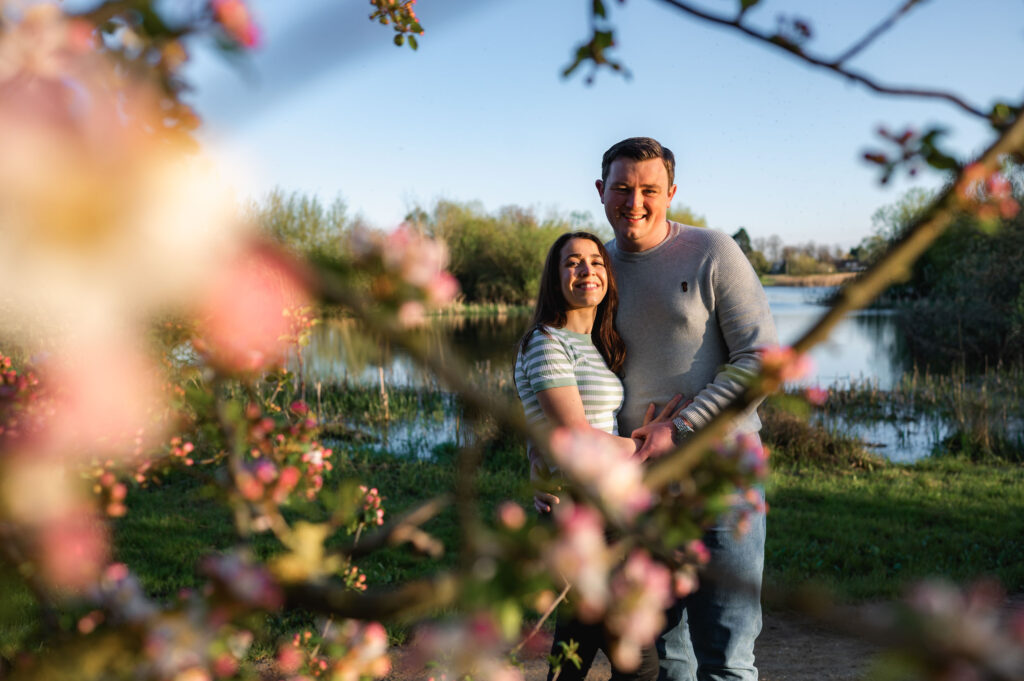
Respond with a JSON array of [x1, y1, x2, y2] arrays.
[[528, 444, 561, 513]]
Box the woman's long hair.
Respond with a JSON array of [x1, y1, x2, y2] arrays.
[[516, 231, 626, 375]]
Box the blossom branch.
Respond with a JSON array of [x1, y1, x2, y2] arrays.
[[284, 572, 461, 620], [645, 103, 1024, 492], [342, 494, 450, 560]]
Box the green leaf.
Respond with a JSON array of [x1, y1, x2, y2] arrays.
[[394, 33, 404, 46], [408, 34, 418, 50], [740, 0, 761, 9], [592, 0, 607, 19]]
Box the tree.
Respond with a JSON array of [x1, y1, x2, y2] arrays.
[[667, 205, 708, 227], [731, 227, 752, 255], [3, 3, 1024, 681]]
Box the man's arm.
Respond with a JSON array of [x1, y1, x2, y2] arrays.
[[676, 234, 777, 431], [634, 235, 777, 459]]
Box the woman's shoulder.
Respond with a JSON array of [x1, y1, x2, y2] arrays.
[[519, 325, 579, 358]]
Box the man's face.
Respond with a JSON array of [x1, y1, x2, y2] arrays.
[[595, 157, 677, 253]]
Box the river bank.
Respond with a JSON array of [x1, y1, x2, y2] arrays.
[[759, 272, 858, 287]]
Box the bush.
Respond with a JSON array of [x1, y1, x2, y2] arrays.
[[409, 201, 575, 304]]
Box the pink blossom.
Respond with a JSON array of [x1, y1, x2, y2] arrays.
[[805, 386, 828, 406], [549, 427, 652, 521], [38, 509, 110, 590], [759, 346, 813, 391], [606, 550, 673, 671], [497, 501, 526, 530], [211, 0, 261, 48], [547, 504, 611, 621], [397, 300, 427, 328], [195, 246, 309, 374]]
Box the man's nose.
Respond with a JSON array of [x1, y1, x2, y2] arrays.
[[625, 190, 641, 208]]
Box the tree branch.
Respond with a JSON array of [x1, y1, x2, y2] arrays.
[[653, 0, 990, 121], [833, 0, 925, 66], [645, 104, 1024, 492]]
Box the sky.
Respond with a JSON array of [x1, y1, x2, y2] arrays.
[[184, 0, 1024, 249]]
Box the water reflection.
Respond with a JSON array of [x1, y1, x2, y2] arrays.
[[299, 290, 947, 463], [766, 287, 908, 389]]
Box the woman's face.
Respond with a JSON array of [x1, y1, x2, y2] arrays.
[[558, 237, 608, 311]]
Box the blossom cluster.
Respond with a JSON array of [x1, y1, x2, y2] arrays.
[[605, 550, 674, 671], [548, 427, 652, 521], [409, 613, 524, 681], [350, 224, 460, 327], [955, 162, 1020, 224], [277, 620, 391, 681]]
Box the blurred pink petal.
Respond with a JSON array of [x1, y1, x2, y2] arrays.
[[196, 245, 309, 373]]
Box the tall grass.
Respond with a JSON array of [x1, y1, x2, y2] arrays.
[[823, 365, 1024, 462]]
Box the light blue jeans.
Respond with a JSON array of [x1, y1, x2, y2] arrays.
[[657, 511, 765, 681]]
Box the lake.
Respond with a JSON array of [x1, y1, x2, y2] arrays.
[[300, 287, 939, 462]]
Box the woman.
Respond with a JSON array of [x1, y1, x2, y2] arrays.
[[513, 231, 669, 681]]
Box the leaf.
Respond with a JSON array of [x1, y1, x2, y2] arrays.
[[393, 33, 404, 47], [408, 34, 418, 50], [592, 0, 607, 19], [740, 0, 761, 9]]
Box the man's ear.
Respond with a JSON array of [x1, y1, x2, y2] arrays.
[[595, 179, 605, 202], [667, 183, 678, 202]]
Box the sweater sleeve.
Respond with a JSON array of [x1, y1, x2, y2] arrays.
[[678, 235, 778, 431]]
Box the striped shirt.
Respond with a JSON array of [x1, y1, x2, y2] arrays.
[[514, 325, 624, 435]]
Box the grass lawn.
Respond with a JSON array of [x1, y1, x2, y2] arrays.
[[2, 442, 1021, 656], [765, 456, 1024, 600]]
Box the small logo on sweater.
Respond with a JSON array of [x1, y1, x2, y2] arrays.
[[680, 281, 688, 293]]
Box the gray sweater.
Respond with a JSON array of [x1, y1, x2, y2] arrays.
[[608, 222, 778, 435]]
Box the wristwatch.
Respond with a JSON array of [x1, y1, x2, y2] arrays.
[[671, 416, 695, 445]]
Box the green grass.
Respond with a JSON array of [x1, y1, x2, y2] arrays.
[[2, 432, 1021, 656], [765, 456, 1024, 600]]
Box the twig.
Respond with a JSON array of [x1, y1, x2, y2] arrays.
[[342, 494, 451, 560], [284, 572, 461, 620], [653, 0, 989, 121], [833, 0, 925, 66], [510, 583, 571, 656]]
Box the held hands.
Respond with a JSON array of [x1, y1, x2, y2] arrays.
[[632, 394, 691, 462]]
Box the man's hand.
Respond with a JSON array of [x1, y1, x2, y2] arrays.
[[631, 420, 678, 462], [528, 445, 560, 513], [641, 393, 684, 427]]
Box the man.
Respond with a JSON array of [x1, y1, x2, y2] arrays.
[[598, 137, 776, 681]]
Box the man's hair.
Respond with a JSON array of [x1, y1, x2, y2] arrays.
[[601, 137, 675, 187], [516, 231, 626, 375]]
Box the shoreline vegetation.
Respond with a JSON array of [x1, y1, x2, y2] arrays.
[[758, 272, 858, 287]]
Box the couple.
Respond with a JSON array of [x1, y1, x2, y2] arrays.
[[513, 138, 778, 681]]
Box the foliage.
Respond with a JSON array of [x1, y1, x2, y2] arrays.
[[246, 189, 363, 260], [3, 2, 1024, 681], [407, 201, 573, 304], [666, 205, 708, 228], [858, 183, 1024, 367]]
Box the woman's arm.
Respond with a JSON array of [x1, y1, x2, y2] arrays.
[[535, 385, 638, 457]]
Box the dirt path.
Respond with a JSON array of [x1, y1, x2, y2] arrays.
[[387, 608, 881, 681], [388, 596, 1023, 681]]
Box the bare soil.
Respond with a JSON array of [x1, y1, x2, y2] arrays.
[[386, 596, 1024, 681], [386, 608, 882, 681]]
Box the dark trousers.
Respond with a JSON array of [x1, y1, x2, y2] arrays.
[[547, 615, 660, 681]]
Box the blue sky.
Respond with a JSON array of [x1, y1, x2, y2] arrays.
[[185, 0, 1024, 248]]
